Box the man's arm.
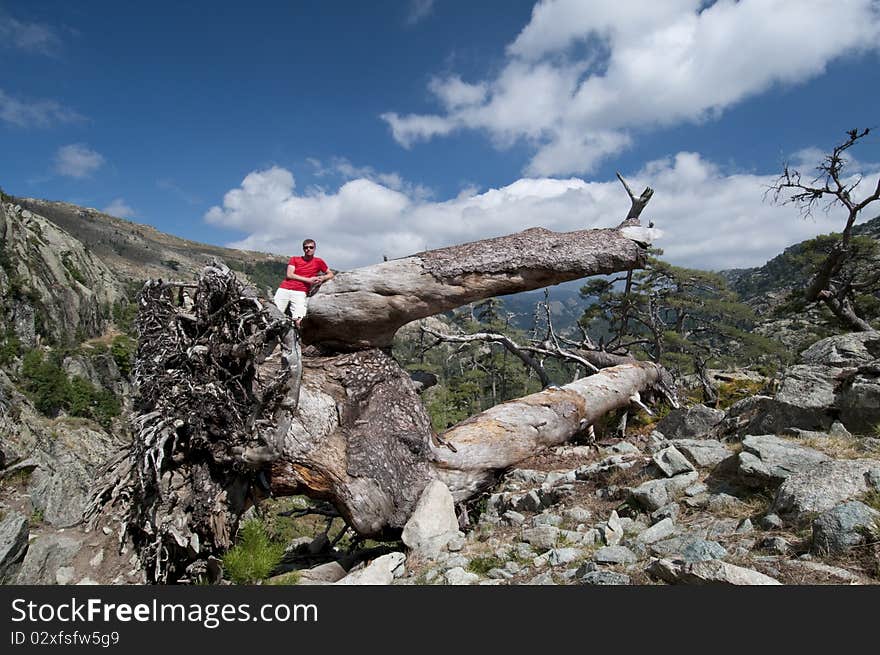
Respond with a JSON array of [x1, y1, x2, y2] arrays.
[[285, 264, 320, 285]]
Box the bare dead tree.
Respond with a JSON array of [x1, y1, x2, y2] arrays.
[[768, 127, 880, 332], [89, 178, 673, 582]]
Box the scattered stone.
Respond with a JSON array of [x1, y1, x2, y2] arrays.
[[734, 435, 830, 488], [521, 525, 560, 551], [336, 552, 405, 585], [563, 507, 592, 524], [651, 503, 680, 524], [446, 534, 465, 552], [635, 518, 676, 544], [771, 459, 880, 520], [512, 490, 544, 513], [630, 471, 699, 511], [760, 536, 791, 555], [444, 567, 480, 585], [760, 514, 784, 530], [647, 558, 781, 585], [708, 493, 748, 513], [600, 442, 641, 457], [89, 550, 104, 568], [298, 561, 347, 585], [653, 445, 696, 477], [502, 510, 526, 526], [487, 568, 513, 580], [548, 548, 583, 566], [811, 501, 880, 555], [594, 545, 637, 565], [401, 481, 462, 559], [655, 404, 724, 439], [735, 518, 754, 534], [531, 513, 563, 527], [650, 535, 727, 562], [580, 571, 631, 585], [526, 572, 556, 585], [685, 482, 709, 497], [672, 439, 733, 468]]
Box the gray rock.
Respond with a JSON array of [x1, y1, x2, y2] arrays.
[[502, 510, 526, 526], [760, 514, 784, 530], [521, 525, 560, 550], [655, 404, 724, 439], [735, 518, 754, 534], [800, 332, 880, 367], [708, 493, 748, 513], [599, 441, 641, 457], [630, 471, 699, 511], [531, 512, 563, 527], [649, 536, 728, 562], [336, 552, 406, 585], [647, 558, 780, 585], [760, 536, 791, 555], [487, 567, 513, 580], [444, 567, 480, 585], [782, 559, 865, 584], [512, 490, 544, 513], [672, 439, 733, 468], [548, 548, 583, 566], [685, 482, 709, 497], [837, 370, 880, 433], [401, 481, 460, 558], [580, 571, 631, 585], [634, 517, 676, 544], [651, 503, 681, 524], [562, 507, 593, 524], [653, 445, 695, 477], [560, 528, 600, 547], [771, 458, 880, 520], [734, 435, 830, 487], [594, 546, 638, 565], [15, 534, 82, 585], [811, 501, 880, 555], [298, 561, 347, 584], [526, 572, 556, 585], [0, 512, 29, 583]]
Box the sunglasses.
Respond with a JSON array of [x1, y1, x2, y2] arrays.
[[303, 245, 315, 250]]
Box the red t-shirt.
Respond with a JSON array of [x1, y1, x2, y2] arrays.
[[279, 256, 329, 292]]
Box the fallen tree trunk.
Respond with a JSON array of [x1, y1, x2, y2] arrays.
[[302, 224, 651, 349]]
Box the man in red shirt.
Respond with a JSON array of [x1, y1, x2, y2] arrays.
[[273, 238, 334, 327]]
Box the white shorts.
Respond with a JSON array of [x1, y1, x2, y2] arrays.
[[273, 288, 308, 320]]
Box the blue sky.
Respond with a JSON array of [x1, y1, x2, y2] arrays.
[[2, 0, 879, 272]]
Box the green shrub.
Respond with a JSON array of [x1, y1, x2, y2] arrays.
[[110, 335, 136, 375], [19, 349, 121, 428], [223, 520, 286, 584], [467, 555, 505, 576]]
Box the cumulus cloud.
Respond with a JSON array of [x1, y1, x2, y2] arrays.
[[383, 0, 880, 175], [0, 89, 84, 127], [204, 152, 879, 273], [103, 198, 136, 218], [54, 144, 105, 178]]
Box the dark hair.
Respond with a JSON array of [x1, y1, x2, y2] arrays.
[[302, 239, 316, 248]]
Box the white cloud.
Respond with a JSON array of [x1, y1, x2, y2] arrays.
[[0, 89, 84, 127], [406, 0, 436, 25], [205, 152, 880, 273], [103, 198, 135, 218], [383, 0, 880, 175], [54, 144, 105, 178], [0, 14, 62, 55]]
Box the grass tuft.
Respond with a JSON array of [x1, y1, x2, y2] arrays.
[[223, 520, 286, 584]]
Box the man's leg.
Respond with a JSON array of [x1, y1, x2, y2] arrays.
[[288, 291, 308, 328], [273, 288, 290, 315]]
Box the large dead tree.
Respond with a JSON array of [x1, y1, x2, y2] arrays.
[[91, 179, 670, 582]]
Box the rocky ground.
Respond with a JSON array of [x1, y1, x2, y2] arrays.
[[2, 332, 879, 586]]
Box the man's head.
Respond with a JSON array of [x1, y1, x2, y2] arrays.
[[302, 239, 316, 257]]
